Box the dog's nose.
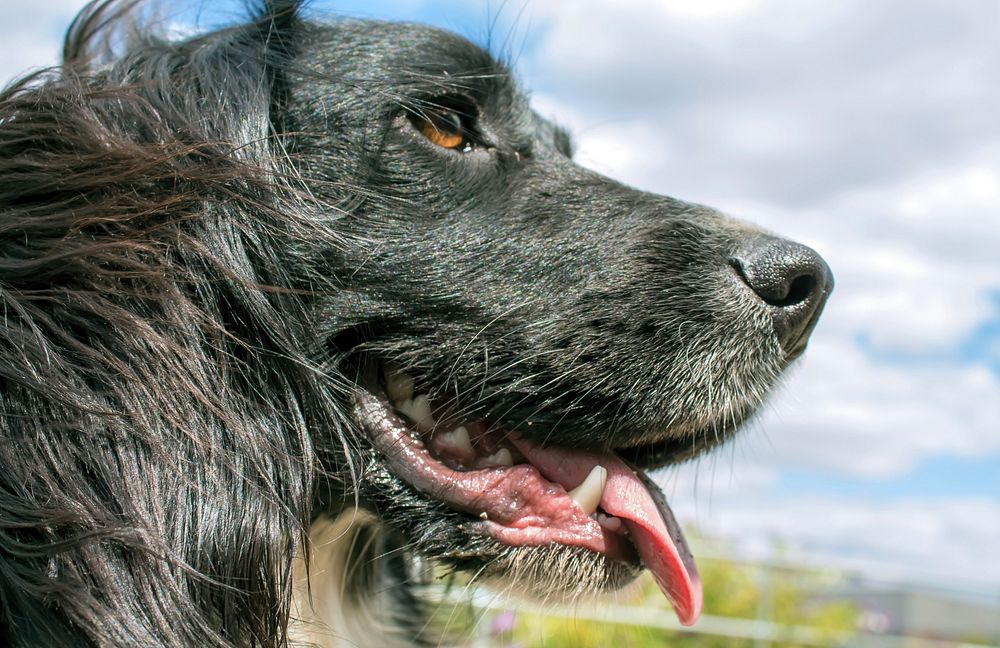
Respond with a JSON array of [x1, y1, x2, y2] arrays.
[[731, 235, 833, 357]]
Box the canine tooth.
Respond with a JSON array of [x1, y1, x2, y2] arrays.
[[483, 448, 513, 467], [384, 365, 414, 403], [568, 465, 607, 516], [406, 394, 437, 432], [438, 426, 474, 458], [479, 511, 489, 520], [396, 398, 413, 417], [397, 394, 435, 431], [395, 396, 430, 431]]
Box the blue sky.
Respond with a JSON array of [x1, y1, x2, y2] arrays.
[[3, 0, 998, 592]]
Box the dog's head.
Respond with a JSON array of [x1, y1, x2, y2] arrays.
[[0, 2, 831, 641], [278, 15, 832, 624]]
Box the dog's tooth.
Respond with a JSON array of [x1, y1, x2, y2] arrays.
[[568, 465, 607, 516], [396, 395, 435, 431], [406, 394, 435, 431], [438, 426, 474, 458], [384, 365, 415, 403], [395, 398, 414, 417], [598, 514, 623, 533], [482, 448, 514, 468]]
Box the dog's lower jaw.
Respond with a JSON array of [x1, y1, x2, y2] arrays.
[[350, 374, 703, 624], [290, 511, 429, 648]]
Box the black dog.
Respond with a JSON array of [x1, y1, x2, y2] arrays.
[[0, 1, 831, 646]]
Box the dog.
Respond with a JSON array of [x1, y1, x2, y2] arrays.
[[0, 1, 832, 646]]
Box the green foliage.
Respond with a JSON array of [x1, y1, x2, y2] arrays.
[[510, 613, 675, 648], [427, 552, 860, 647]]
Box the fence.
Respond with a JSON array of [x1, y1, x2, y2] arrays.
[[425, 545, 1000, 648]]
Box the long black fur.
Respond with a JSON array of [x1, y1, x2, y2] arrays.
[[0, 2, 829, 646], [0, 3, 338, 645]]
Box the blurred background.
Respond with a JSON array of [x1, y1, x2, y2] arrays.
[[3, 1, 998, 645]]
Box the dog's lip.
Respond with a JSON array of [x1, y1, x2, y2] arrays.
[[351, 384, 702, 626], [351, 388, 629, 552]]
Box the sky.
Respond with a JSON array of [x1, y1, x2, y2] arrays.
[[2, 0, 998, 596]]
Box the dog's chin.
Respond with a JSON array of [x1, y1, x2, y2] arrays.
[[461, 540, 643, 603], [348, 361, 711, 625]]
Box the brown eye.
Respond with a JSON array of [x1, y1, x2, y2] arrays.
[[408, 98, 480, 152], [417, 108, 465, 149]]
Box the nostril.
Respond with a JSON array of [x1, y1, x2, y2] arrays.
[[774, 272, 817, 308]]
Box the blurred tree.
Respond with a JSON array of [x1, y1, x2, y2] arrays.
[[424, 538, 859, 647]]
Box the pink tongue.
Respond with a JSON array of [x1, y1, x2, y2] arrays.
[[511, 437, 702, 626]]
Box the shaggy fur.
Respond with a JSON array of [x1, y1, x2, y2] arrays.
[[0, 1, 830, 646]]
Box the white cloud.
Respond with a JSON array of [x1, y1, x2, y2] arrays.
[[681, 492, 1000, 589], [641, 327, 1000, 486], [628, 0, 766, 22], [525, 0, 1000, 204], [757, 337, 1000, 476], [774, 159, 1000, 354], [658, 454, 1000, 587]]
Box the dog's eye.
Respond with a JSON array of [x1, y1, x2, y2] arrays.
[[416, 109, 465, 149], [409, 99, 479, 152]]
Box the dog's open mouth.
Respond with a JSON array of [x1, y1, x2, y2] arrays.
[[351, 363, 702, 625]]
